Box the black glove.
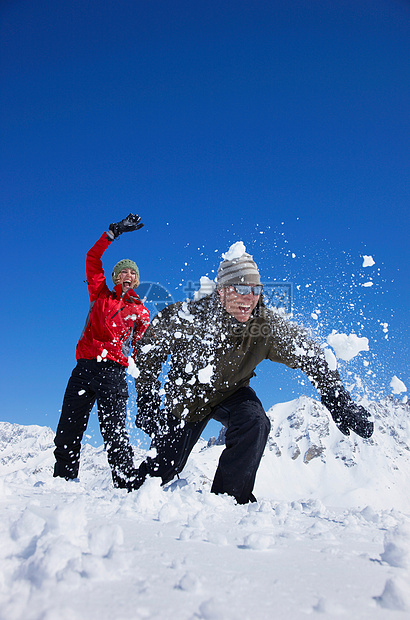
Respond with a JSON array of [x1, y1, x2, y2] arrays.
[[109, 213, 144, 239], [321, 385, 374, 439]]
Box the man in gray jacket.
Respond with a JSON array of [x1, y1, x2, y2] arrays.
[[130, 250, 373, 502]]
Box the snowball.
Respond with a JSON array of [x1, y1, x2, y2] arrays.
[[376, 577, 410, 611], [141, 344, 153, 354], [88, 524, 124, 557], [198, 364, 214, 384], [294, 344, 307, 357], [194, 276, 217, 301], [127, 357, 140, 379], [10, 508, 46, 543], [362, 281, 373, 287], [390, 376, 407, 394], [222, 241, 247, 261], [176, 572, 200, 591], [178, 304, 194, 322], [362, 255, 375, 267], [380, 524, 410, 568], [326, 331, 369, 361], [324, 347, 337, 371], [242, 532, 275, 550]]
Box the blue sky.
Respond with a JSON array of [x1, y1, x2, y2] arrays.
[[1, 0, 409, 446]]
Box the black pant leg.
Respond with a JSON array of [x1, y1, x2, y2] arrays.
[[210, 387, 271, 504], [137, 414, 208, 485], [94, 362, 137, 488], [54, 361, 96, 479]]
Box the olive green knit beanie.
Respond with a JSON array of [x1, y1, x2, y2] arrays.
[[112, 259, 140, 285]]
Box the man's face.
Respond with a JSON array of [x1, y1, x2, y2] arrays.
[[218, 286, 260, 323], [118, 268, 138, 293]]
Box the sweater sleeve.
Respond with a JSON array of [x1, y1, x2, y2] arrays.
[[133, 305, 176, 395], [85, 232, 112, 301], [267, 313, 343, 396]]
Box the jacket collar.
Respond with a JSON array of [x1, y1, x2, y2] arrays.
[[113, 284, 140, 302]]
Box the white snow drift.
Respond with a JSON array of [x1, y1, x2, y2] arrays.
[[1, 395, 409, 619]]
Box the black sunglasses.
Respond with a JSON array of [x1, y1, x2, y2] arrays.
[[231, 284, 263, 296]]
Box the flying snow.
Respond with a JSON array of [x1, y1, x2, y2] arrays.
[[198, 364, 214, 384], [323, 346, 338, 371], [363, 255, 375, 267], [194, 276, 216, 300], [390, 375, 407, 395], [221, 241, 247, 261], [326, 330, 369, 361], [126, 356, 140, 379]]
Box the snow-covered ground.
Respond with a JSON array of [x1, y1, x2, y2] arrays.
[[1, 396, 410, 620]]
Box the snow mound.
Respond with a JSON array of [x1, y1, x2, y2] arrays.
[[0, 397, 409, 620], [0, 422, 55, 474], [253, 396, 410, 511]]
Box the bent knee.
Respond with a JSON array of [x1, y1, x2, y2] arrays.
[[240, 400, 271, 435]]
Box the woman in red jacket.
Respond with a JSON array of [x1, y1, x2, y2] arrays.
[[54, 214, 150, 490]]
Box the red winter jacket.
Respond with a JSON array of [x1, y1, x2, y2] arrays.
[[75, 232, 150, 367]]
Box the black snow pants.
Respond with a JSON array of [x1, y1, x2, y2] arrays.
[[137, 387, 271, 504], [54, 359, 136, 487]]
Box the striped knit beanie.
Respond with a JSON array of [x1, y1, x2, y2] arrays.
[[217, 252, 261, 287], [112, 259, 139, 285]]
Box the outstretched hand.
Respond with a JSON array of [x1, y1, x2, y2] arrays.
[[321, 386, 374, 439], [109, 214, 144, 238], [336, 401, 374, 438]]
